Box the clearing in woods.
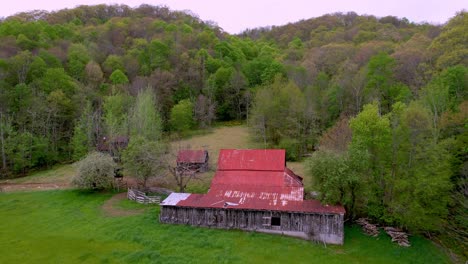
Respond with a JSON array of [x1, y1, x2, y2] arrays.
[[169, 125, 307, 192], [0, 125, 306, 193]]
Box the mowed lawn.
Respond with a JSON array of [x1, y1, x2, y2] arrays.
[[0, 190, 450, 264]]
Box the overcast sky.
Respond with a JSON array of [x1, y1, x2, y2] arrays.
[[1, 0, 466, 34]]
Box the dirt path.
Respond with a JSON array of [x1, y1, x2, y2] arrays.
[[0, 182, 70, 192], [101, 192, 145, 217]]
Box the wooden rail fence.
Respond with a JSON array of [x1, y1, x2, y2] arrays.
[[127, 188, 161, 204]]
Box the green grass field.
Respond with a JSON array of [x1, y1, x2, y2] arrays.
[[0, 190, 450, 264]]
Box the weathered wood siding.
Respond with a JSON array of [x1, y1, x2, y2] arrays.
[[160, 206, 344, 244]]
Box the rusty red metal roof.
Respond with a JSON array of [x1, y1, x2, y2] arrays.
[[164, 149, 345, 215], [217, 149, 285, 171], [177, 191, 345, 214], [177, 150, 208, 163]]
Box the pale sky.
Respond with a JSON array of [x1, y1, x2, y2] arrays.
[[1, 0, 466, 34]]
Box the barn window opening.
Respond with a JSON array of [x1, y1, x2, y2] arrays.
[[271, 217, 281, 226]]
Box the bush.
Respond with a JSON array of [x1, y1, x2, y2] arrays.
[[72, 152, 117, 190], [278, 138, 301, 161]]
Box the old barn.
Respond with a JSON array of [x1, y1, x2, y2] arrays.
[[176, 150, 209, 173], [160, 149, 345, 244]]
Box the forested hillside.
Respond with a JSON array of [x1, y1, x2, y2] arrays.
[[0, 4, 466, 257]]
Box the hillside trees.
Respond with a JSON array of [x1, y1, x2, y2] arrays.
[[308, 103, 453, 231], [249, 77, 311, 159]]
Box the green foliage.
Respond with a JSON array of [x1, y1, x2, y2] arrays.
[[129, 87, 162, 141], [366, 52, 408, 113], [278, 138, 301, 161], [72, 152, 116, 189], [103, 93, 132, 138], [249, 77, 310, 158], [5, 132, 50, 174], [307, 151, 359, 214], [103, 55, 125, 75], [39, 68, 77, 95], [147, 40, 171, 70], [317, 102, 455, 232], [430, 11, 468, 69], [71, 102, 94, 161], [109, 69, 129, 85], [122, 136, 166, 187], [67, 43, 90, 81], [169, 99, 194, 133]]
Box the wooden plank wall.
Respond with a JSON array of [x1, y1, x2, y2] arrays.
[[160, 206, 344, 244]]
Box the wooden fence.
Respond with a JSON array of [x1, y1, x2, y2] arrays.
[[127, 188, 161, 204]]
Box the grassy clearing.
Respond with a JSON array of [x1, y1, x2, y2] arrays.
[[0, 190, 449, 263], [167, 125, 313, 193], [0, 164, 76, 185]]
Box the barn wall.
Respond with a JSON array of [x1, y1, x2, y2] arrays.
[[160, 206, 344, 244]]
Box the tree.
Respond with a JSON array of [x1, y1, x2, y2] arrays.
[[122, 136, 166, 187], [0, 113, 12, 174], [103, 93, 132, 144], [84, 61, 104, 88], [72, 152, 117, 190], [128, 87, 162, 141], [71, 101, 94, 161], [67, 43, 90, 81], [366, 52, 411, 114], [169, 99, 194, 133], [39, 68, 77, 95], [306, 150, 362, 220], [109, 69, 129, 85], [250, 77, 306, 150], [349, 103, 391, 219], [194, 94, 216, 128]]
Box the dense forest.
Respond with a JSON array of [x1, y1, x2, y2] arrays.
[[0, 4, 466, 257]]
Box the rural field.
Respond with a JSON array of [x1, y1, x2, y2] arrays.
[[0, 190, 450, 264], [0, 126, 451, 263]]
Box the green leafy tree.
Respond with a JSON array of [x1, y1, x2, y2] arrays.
[[366, 52, 410, 113], [129, 87, 162, 141], [67, 43, 90, 81], [109, 69, 129, 85], [39, 68, 77, 95], [249, 77, 308, 157], [306, 151, 362, 219], [71, 102, 94, 161], [349, 103, 392, 219], [169, 99, 194, 133], [103, 93, 132, 139], [122, 136, 166, 187]]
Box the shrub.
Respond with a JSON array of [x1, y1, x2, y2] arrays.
[[72, 152, 117, 190]]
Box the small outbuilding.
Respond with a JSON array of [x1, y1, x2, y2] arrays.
[[160, 149, 345, 245], [176, 150, 209, 173], [97, 136, 129, 161]]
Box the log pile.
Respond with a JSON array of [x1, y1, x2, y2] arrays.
[[356, 218, 379, 237], [384, 227, 410, 247]]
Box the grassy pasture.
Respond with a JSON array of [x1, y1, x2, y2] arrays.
[[0, 190, 450, 264]]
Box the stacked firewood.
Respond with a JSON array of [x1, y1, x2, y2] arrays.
[[356, 218, 379, 237], [384, 227, 410, 247]]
